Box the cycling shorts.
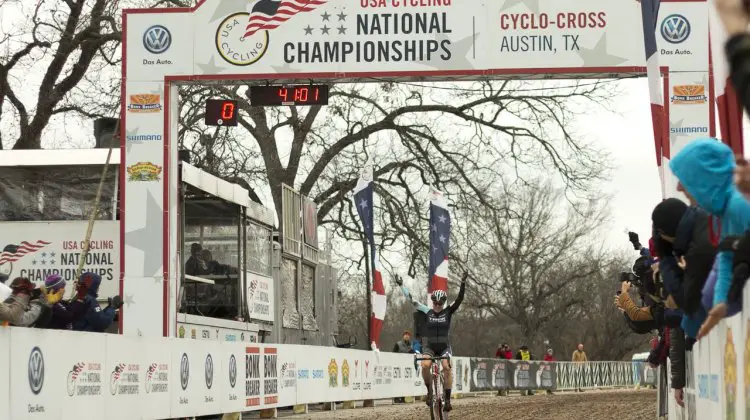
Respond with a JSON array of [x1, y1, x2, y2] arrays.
[[423, 343, 452, 359]]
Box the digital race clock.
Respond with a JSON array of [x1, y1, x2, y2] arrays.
[[249, 85, 329, 107], [204, 99, 238, 127]]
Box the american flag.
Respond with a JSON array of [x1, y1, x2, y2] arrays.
[[353, 162, 386, 350], [708, 0, 745, 153], [639, 0, 669, 196], [428, 188, 450, 293], [0, 240, 51, 265], [245, 0, 328, 38]]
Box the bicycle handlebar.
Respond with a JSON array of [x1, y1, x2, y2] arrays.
[[414, 354, 450, 361]]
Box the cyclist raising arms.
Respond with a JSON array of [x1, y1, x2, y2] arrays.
[[398, 272, 467, 411]]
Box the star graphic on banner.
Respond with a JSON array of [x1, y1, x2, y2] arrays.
[[438, 215, 447, 223], [41, 252, 46, 257], [304, 25, 314, 35], [50, 252, 55, 257], [127, 191, 163, 277], [211, 0, 245, 22], [321, 25, 330, 35], [338, 26, 347, 35], [575, 33, 628, 67], [31, 260, 36, 265], [431, 224, 437, 232], [124, 294, 136, 307], [338, 12, 347, 21], [197, 56, 225, 75], [50, 259, 55, 265], [322, 12, 331, 21], [424, 34, 476, 71], [40, 259, 46, 265], [439, 235, 446, 243], [499, 0, 540, 13], [125, 127, 139, 153], [271, 62, 303, 74], [359, 199, 368, 209]]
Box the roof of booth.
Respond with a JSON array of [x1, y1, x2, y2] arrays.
[[0, 148, 121, 167]]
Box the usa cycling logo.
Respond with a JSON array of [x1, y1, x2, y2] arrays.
[[661, 14, 690, 44], [28, 346, 44, 395], [143, 25, 171, 54], [180, 353, 189, 391], [205, 354, 214, 390]]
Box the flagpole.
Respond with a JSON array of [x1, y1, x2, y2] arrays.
[[362, 234, 372, 349]]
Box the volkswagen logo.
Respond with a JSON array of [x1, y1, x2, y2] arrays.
[[180, 353, 189, 391], [28, 347, 44, 395], [205, 354, 214, 390], [143, 25, 171, 54], [661, 14, 690, 44], [229, 355, 237, 388]]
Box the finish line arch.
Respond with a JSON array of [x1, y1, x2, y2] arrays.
[[120, 0, 715, 339]]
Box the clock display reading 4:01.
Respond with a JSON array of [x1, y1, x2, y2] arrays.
[[250, 85, 330, 107]]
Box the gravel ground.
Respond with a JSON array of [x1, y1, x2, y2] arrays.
[[261, 389, 657, 420]]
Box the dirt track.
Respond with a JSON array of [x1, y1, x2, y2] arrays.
[[280, 389, 657, 420]]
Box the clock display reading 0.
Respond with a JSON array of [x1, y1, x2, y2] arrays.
[[205, 99, 238, 127], [250, 85, 329, 106]]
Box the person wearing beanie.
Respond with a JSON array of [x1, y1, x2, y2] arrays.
[[668, 138, 750, 339], [35, 274, 88, 330], [72, 272, 122, 332]]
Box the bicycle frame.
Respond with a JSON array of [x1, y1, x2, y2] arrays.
[[415, 354, 450, 420]]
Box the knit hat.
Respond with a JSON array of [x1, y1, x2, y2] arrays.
[[652, 198, 688, 238], [44, 274, 65, 292]]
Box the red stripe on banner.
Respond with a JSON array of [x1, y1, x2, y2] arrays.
[[372, 270, 385, 295], [264, 347, 277, 354], [431, 276, 448, 292], [650, 103, 665, 166], [246, 347, 260, 354], [370, 317, 383, 347]]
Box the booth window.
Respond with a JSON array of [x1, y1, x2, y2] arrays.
[[0, 166, 117, 221], [181, 186, 241, 321], [246, 222, 272, 277]]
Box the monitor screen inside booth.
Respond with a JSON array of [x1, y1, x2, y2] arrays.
[[181, 185, 242, 321]]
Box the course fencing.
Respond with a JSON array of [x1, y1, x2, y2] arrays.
[[0, 326, 652, 420]]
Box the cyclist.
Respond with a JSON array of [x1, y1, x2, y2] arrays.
[[403, 273, 466, 412]]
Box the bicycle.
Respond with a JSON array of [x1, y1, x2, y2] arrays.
[[415, 354, 451, 420]]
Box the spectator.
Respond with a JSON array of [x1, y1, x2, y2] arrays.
[[72, 272, 123, 332], [715, 0, 750, 114], [543, 348, 556, 362], [0, 277, 34, 325], [12, 276, 66, 328], [572, 344, 587, 392], [669, 138, 750, 338], [392, 330, 414, 353], [186, 243, 209, 276], [35, 274, 87, 330], [496, 343, 513, 359], [516, 344, 532, 361]]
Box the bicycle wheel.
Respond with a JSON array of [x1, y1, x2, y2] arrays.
[[433, 376, 445, 420]]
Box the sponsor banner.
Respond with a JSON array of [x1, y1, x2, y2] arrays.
[[294, 346, 329, 404], [656, 2, 709, 72], [246, 272, 275, 323], [125, 0, 711, 81], [137, 338, 172, 419], [10, 328, 106, 420], [104, 335, 144, 419], [243, 344, 286, 411], [170, 340, 222, 417], [0, 221, 119, 300], [220, 342, 245, 413], [469, 359, 556, 391], [0, 328, 8, 420], [176, 323, 259, 343], [452, 357, 471, 393]]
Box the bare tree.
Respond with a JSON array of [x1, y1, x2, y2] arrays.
[[0, 0, 203, 150], [464, 180, 609, 345], [179, 80, 614, 277]]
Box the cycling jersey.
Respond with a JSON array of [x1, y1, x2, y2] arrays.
[[423, 281, 465, 350]]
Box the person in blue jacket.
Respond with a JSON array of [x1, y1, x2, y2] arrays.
[[72, 272, 122, 332], [668, 138, 750, 339]]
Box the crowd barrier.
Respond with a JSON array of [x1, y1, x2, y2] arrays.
[[0, 327, 646, 420]]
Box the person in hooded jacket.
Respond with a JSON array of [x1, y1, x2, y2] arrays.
[[72, 272, 123, 332], [34, 274, 88, 330], [668, 138, 750, 338]]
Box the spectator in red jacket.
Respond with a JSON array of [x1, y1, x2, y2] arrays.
[[495, 343, 513, 359], [543, 348, 557, 362]]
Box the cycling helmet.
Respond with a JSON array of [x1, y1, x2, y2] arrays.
[[431, 289, 447, 305]]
